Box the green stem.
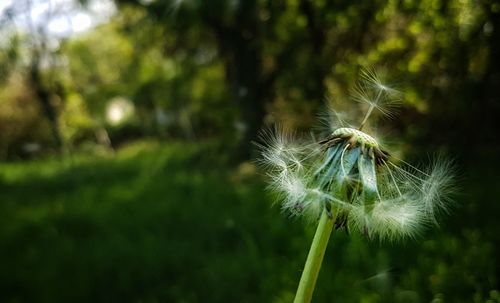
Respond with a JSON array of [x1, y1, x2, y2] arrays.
[[294, 209, 335, 303]]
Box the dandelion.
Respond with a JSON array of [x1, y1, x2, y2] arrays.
[[257, 69, 455, 303]]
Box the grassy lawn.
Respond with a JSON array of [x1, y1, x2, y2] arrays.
[[0, 141, 306, 302]]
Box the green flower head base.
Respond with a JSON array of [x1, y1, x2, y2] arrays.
[[259, 71, 455, 241]]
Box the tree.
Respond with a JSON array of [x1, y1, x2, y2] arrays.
[[111, 0, 390, 158], [0, 0, 72, 154]]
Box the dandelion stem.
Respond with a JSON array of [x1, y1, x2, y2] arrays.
[[294, 208, 335, 303]]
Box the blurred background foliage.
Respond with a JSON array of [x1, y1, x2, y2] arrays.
[[0, 0, 499, 302]]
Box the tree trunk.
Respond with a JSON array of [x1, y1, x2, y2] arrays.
[[208, 1, 267, 160], [29, 51, 64, 153]]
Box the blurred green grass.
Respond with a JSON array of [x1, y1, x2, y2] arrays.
[[0, 141, 306, 302], [0, 141, 498, 303]]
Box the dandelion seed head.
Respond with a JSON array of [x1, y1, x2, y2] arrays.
[[370, 198, 425, 240], [257, 68, 456, 241], [256, 125, 307, 172], [353, 68, 403, 123], [277, 172, 315, 217], [360, 68, 401, 97], [420, 158, 456, 223], [316, 101, 355, 135]]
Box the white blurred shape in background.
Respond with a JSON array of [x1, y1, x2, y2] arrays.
[[106, 97, 135, 126]]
